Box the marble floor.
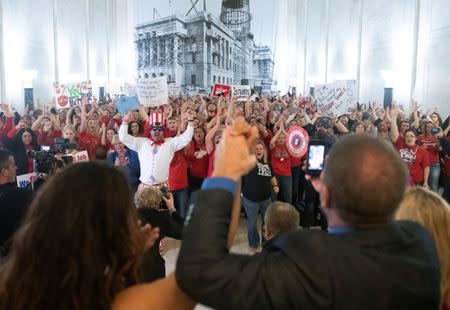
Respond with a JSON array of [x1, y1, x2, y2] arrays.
[[162, 216, 260, 310]]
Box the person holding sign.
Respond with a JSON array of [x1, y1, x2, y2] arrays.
[[119, 110, 195, 190]]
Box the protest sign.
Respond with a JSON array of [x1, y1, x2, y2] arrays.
[[286, 126, 309, 158], [53, 80, 93, 110], [72, 150, 89, 163], [136, 76, 169, 107], [116, 96, 140, 115], [232, 85, 251, 101], [169, 84, 182, 97], [211, 84, 231, 97], [16, 173, 39, 189], [315, 80, 357, 116], [122, 83, 136, 97]]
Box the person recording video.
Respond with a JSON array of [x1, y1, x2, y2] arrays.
[[134, 187, 184, 282]]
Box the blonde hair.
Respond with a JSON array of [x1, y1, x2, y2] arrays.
[[63, 124, 76, 134], [254, 139, 268, 164], [134, 187, 162, 210], [395, 187, 450, 307], [111, 134, 122, 145]]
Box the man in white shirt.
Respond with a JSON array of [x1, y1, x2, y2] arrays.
[[119, 109, 195, 190]]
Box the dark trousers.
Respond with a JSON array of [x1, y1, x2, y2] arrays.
[[444, 175, 450, 204], [172, 187, 188, 218]]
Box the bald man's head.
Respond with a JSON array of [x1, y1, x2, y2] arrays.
[[322, 135, 408, 228]]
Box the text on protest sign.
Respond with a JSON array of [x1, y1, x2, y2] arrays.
[[16, 173, 39, 189], [53, 81, 93, 110], [315, 80, 357, 116], [122, 83, 137, 97], [72, 150, 90, 163], [136, 77, 169, 107], [232, 85, 251, 101], [212, 84, 231, 97], [168, 84, 181, 97]]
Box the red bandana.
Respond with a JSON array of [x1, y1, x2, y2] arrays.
[[149, 136, 165, 146]]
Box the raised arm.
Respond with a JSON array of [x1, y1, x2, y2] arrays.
[[390, 103, 400, 143], [170, 110, 195, 152], [118, 112, 145, 152], [80, 99, 88, 133]]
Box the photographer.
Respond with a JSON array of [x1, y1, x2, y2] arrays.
[[134, 187, 183, 282]]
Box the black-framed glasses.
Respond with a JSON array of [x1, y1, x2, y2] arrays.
[[151, 127, 164, 132]]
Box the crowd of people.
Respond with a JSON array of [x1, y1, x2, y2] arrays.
[[0, 92, 449, 309]]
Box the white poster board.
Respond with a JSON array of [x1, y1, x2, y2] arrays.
[[168, 84, 181, 97], [53, 81, 93, 110], [136, 76, 168, 107], [315, 80, 358, 116], [122, 83, 136, 97], [232, 85, 251, 101], [16, 173, 39, 189]]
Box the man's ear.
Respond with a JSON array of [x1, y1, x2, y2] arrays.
[[319, 181, 332, 211]]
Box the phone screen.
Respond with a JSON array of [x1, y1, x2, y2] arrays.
[[41, 145, 51, 152], [307, 145, 325, 173]]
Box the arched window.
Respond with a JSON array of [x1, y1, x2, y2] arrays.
[[144, 73, 149, 78]]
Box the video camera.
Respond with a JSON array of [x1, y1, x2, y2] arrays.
[[54, 138, 78, 153]]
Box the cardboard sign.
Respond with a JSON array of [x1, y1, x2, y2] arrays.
[[16, 173, 39, 189], [53, 81, 93, 110], [136, 77, 169, 107], [72, 150, 89, 163], [168, 84, 181, 97], [212, 84, 231, 97], [232, 85, 251, 101], [122, 83, 136, 97], [286, 126, 309, 158], [116, 96, 140, 115], [315, 80, 357, 117]]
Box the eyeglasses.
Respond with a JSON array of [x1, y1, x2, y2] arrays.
[[151, 128, 164, 132], [208, 110, 217, 113]]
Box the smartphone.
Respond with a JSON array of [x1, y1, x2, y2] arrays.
[[306, 140, 327, 175], [431, 127, 440, 135], [40, 145, 51, 152]]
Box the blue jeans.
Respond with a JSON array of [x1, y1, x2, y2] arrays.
[[428, 163, 441, 192], [172, 188, 188, 218], [242, 196, 272, 248], [275, 174, 293, 204]]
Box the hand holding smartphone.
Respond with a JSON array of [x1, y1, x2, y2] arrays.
[[306, 140, 327, 175]]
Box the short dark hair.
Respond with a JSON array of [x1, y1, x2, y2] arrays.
[[0, 149, 13, 170], [264, 202, 299, 235], [322, 135, 408, 228]]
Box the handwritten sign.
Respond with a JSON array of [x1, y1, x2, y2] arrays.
[[136, 77, 168, 107], [168, 84, 181, 97], [72, 150, 89, 163], [16, 173, 38, 189], [212, 84, 231, 97], [315, 80, 357, 116], [122, 83, 136, 97], [232, 85, 251, 101], [116, 96, 139, 115], [53, 81, 93, 110]]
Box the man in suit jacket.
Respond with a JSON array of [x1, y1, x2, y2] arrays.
[[176, 119, 440, 310], [0, 149, 33, 257]]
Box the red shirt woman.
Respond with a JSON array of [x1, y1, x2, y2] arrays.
[[399, 129, 430, 187]]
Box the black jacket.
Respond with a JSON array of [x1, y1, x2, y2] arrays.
[[0, 182, 33, 257], [176, 189, 440, 310], [137, 207, 184, 283]]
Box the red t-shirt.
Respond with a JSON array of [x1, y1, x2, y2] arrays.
[[35, 130, 62, 148], [394, 135, 407, 150], [207, 150, 215, 177], [186, 141, 209, 179], [78, 131, 101, 160], [417, 134, 439, 164], [270, 144, 291, 176], [399, 146, 430, 183], [168, 150, 188, 191], [290, 155, 302, 168], [0, 117, 13, 148]]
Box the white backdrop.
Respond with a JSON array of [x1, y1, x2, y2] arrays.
[[0, 0, 449, 116]]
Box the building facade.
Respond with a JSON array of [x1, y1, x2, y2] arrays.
[[134, 11, 274, 91]]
